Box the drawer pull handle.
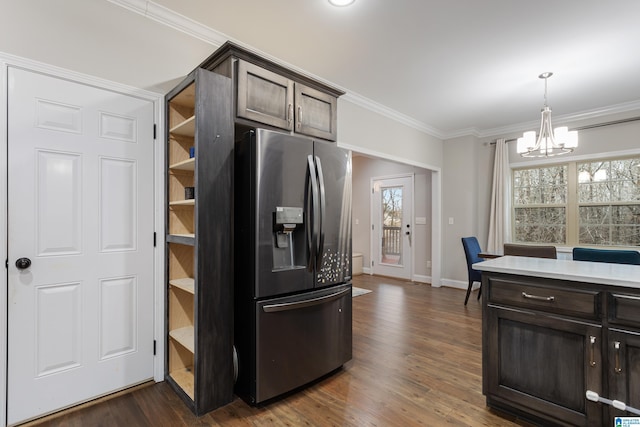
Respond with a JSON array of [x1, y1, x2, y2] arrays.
[[614, 341, 622, 373], [589, 336, 597, 367], [521, 292, 555, 302]]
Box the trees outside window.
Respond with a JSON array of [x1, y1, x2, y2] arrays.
[[512, 156, 640, 247]]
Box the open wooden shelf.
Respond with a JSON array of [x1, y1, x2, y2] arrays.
[[165, 67, 233, 415], [170, 326, 195, 354], [169, 157, 195, 171], [170, 199, 195, 207], [171, 368, 195, 400], [170, 115, 195, 137], [170, 278, 195, 295]]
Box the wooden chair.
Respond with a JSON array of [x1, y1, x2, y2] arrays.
[[572, 247, 640, 265], [461, 237, 483, 305], [503, 243, 557, 259]]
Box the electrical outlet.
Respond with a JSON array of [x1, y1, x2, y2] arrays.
[[448, 217, 454, 225]]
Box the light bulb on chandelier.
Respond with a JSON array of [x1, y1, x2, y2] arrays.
[[517, 72, 578, 157]]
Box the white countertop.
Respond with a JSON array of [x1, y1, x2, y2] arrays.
[[473, 256, 640, 289]]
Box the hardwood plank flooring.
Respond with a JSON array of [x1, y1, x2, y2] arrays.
[[29, 276, 533, 426]]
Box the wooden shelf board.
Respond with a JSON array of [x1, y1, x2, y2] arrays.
[[170, 83, 195, 109], [170, 368, 194, 400], [170, 116, 195, 137], [170, 278, 195, 294], [170, 326, 195, 354], [169, 199, 195, 207], [169, 157, 195, 171], [167, 234, 195, 246]]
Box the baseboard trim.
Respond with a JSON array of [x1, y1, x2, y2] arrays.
[[412, 274, 430, 284], [440, 278, 479, 291]]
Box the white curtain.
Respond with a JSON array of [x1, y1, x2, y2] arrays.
[[487, 138, 511, 253]]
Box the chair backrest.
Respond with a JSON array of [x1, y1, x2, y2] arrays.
[[461, 237, 483, 281], [572, 247, 640, 265], [504, 243, 557, 259]]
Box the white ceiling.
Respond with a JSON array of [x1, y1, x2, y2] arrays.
[[137, 0, 640, 139], [5, 0, 640, 140]]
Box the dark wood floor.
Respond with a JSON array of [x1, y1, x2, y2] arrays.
[[30, 275, 531, 426]]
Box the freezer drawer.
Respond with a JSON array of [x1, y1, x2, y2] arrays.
[[246, 284, 352, 404]]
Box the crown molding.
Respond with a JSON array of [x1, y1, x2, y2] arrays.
[[106, 0, 228, 46], [340, 91, 446, 139], [473, 99, 640, 140], [0, 51, 163, 101], [106, 0, 448, 140], [106, 0, 640, 143]]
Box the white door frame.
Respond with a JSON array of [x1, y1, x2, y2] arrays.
[[0, 52, 166, 427], [369, 173, 415, 280]]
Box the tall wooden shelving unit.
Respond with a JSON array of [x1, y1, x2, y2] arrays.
[[165, 68, 234, 415]]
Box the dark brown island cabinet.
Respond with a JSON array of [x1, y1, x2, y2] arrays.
[[165, 41, 344, 415], [476, 256, 640, 427]]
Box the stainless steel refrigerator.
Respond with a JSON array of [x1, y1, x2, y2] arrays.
[[234, 128, 352, 405]]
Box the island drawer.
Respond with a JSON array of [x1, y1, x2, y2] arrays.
[[488, 277, 601, 319], [609, 292, 640, 326]]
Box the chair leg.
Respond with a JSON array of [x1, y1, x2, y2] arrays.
[[477, 283, 482, 300], [464, 279, 473, 305]]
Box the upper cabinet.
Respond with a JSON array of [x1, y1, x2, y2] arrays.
[[201, 42, 343, 141]]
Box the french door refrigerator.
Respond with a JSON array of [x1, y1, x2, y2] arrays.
[[234, 128, 352, 405]]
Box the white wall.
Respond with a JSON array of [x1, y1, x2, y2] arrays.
[[338, 100, 443, 170], [352, 156, 432, 279], [442, 112, 640, 285]]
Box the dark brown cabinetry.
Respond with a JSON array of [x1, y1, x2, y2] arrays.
[[164, 41, 344, 415], [607, 292, 640, 419], [483, 273, 640, 426], [165, 68, 234, 415], [200, 41, 342, 141]]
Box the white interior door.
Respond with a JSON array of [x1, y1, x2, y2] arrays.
[[371, 176, 413, 279], [7, 67, 155, 425]]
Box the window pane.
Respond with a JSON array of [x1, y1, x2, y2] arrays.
[[513, 165, 567, 244], [514, 207, 566, 244], [578, 157, 640, 246], [381, 186, 402, 265]]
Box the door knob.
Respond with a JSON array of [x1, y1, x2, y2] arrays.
[[15, 257, 31, 270], [405, 231, 410, 235]]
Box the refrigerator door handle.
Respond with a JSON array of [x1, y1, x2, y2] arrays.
[[307, 155, 320, 271], [262, 287, 351, 312], [314, 155, 326, 271]]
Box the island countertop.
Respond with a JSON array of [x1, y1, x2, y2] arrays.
[[473, 255, 640, 289]]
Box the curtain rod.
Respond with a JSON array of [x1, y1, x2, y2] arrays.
[[488, 116, 640, 145]]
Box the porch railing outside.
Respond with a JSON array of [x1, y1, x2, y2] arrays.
[[382, 226, 401, 257]]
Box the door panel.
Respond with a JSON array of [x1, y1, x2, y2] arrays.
[[372, 176, 413, 279], [7, 67, 155, 425], [253, 129, 314, 298], [313, 141, 352, 287], [253, 284, 352, 403], [237, 60, 294, 131]]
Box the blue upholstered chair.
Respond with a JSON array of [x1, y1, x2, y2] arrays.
[[461, 237, 484, 305], [572, 247, 640, 265]]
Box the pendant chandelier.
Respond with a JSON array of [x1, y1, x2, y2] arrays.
[[517, 72, 578, 157]]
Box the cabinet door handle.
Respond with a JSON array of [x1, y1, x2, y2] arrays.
[[297, 105, 302, 129], [589, 336, 597, 367], [614, 341, 622, 373], [521, 291, 555, 302], [287, 103, 293, 128]]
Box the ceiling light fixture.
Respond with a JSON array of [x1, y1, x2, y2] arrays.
[[328, 0, 355, 6], [517, 72, 578, 157]]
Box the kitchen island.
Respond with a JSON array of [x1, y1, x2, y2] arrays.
[[474, 256, 640, 427]]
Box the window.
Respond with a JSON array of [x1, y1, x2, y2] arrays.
[[512, 156, 640, 247], [578, 158, 640, 245], [513, 165, 567, 244]]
